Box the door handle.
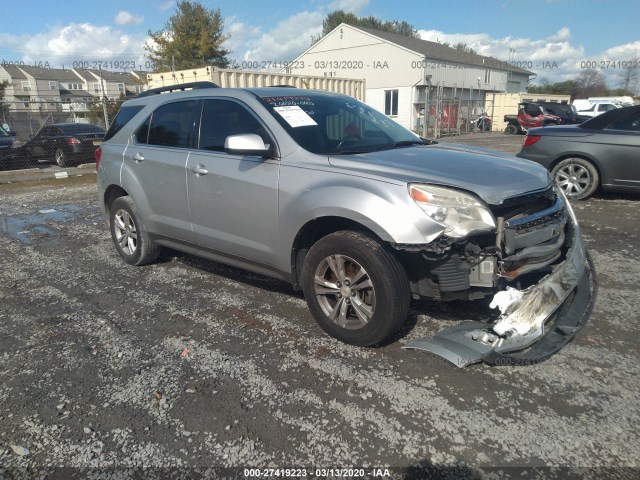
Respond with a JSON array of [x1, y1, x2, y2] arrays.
[[190, 164, 208, 176], [133, 153, 144, 162]]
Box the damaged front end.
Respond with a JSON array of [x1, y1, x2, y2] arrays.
[[401, 186, 597, 367]]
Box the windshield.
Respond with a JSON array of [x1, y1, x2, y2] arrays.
[[259, 93, 422, 154], [0, 126, 8, 137]]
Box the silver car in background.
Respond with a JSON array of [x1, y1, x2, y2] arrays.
[[96, 84, 595, 367]]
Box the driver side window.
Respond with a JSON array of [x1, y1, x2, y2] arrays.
[[198, 99, 270, 152]]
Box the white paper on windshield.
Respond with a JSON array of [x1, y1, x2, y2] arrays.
[[273, 105, 317, 127]]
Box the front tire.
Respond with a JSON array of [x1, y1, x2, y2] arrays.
[[504, 124, 518, 135], [109, 196, 161, 266], [552, 157, 599, 200], [301, 231, 410, 346]]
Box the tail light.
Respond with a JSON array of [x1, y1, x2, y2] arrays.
[[523, 135, 541, 148], [66, 137, 81, 145], [95, 146, 102, 168]]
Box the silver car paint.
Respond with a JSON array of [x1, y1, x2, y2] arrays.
[[99, 88, 553, 277], [96, 87, 598, 367]]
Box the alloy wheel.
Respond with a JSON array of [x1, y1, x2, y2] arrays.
[[113, 209, 138, 255], [555, 163, 591, 197], [313, 254, 376, 330]]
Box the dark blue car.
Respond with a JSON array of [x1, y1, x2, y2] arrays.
[[0, 125, 18, 170]]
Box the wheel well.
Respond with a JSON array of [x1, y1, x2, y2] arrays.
[[290, 217, 384, 290], [103, 185, 129, 216], [550, 155, 601, 185]]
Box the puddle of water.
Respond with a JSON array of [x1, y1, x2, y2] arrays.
[[0, 204, 84, 244]]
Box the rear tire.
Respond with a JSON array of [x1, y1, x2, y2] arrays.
[[551, 157, 599, 200], [301, 231, 410, 346], [109, 196, 161, 266], [54, 148, 69, 167]]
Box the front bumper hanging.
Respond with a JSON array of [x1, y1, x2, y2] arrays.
[[403, 203, 597, 368]]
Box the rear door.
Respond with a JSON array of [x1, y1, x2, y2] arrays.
[[596, 111, 640, 189], [29, 126, 55, 158], [186, 98, 280, 265], [125, 100, 197, 239]]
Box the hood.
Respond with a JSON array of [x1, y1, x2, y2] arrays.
[[328, 143, 551, 205]]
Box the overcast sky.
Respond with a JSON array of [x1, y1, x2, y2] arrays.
[[0, 0, 638, 88]]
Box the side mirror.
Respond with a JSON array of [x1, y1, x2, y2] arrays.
[[224, 134, 272, 157]]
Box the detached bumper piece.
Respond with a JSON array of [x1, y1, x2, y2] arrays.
[[403, 204, 597, 368]]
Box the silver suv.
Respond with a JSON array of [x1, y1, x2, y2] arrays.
[[97, 84, 595, 367]]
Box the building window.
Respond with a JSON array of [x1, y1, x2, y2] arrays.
[[49, 81, 57, 90], [484, 70, 491, 84], [93, 83, 102, 93], [21, 81, 31, 92], [385, 89, 398, 116], [67, 83, 81, 90], [117, 83, 125, 93]]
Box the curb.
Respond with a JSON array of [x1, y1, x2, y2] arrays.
[[0, 163, 97, 184]]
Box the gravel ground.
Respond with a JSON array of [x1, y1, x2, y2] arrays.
[[1, 134, 639, 479]]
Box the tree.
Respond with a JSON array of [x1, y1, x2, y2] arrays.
[[619, 57, 639, 94], [145, 1, 230, 72], [0, 80, 10, 120], [0, 80, 9, 100], [576, 69, 608, 97], [528, 79, 581, 99], [86, 96, 124, 129], [440, 42, 477, 55], [312, 10, 419, 44]]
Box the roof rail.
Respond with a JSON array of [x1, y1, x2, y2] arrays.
[[137, 81, 220, 98]]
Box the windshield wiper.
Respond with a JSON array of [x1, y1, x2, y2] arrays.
[[333, 139, 436, 155], [371, 140, 434, 151], [333, 148, 376, 154]]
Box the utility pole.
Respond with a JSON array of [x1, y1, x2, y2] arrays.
[[98, 65, 109, 129]]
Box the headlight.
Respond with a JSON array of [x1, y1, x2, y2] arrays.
[[408, 184, 496, 238]]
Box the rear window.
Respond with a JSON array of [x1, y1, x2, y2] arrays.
[[138, 100, 197, 148], [104, 105, 144, 141], [58, 124, 105, 135]]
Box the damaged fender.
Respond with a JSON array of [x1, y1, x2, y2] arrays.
[[403, 200, 597, 367]]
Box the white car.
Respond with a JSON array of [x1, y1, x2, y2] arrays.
[[576, 102, 620, 117]]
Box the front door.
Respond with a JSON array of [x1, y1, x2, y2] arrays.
[[186, 98, 280, 266]]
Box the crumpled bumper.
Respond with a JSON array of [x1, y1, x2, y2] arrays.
[[403, 201, 597, 367]]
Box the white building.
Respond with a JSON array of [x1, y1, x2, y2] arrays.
[[289, 24, 533, 131]]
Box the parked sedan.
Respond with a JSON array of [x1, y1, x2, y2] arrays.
[[518, 105, 640, 200], [22, 123, 105, 167]]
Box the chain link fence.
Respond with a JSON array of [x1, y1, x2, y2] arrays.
[[1, 100, 124, 179], [1, 92, 496, 183]]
